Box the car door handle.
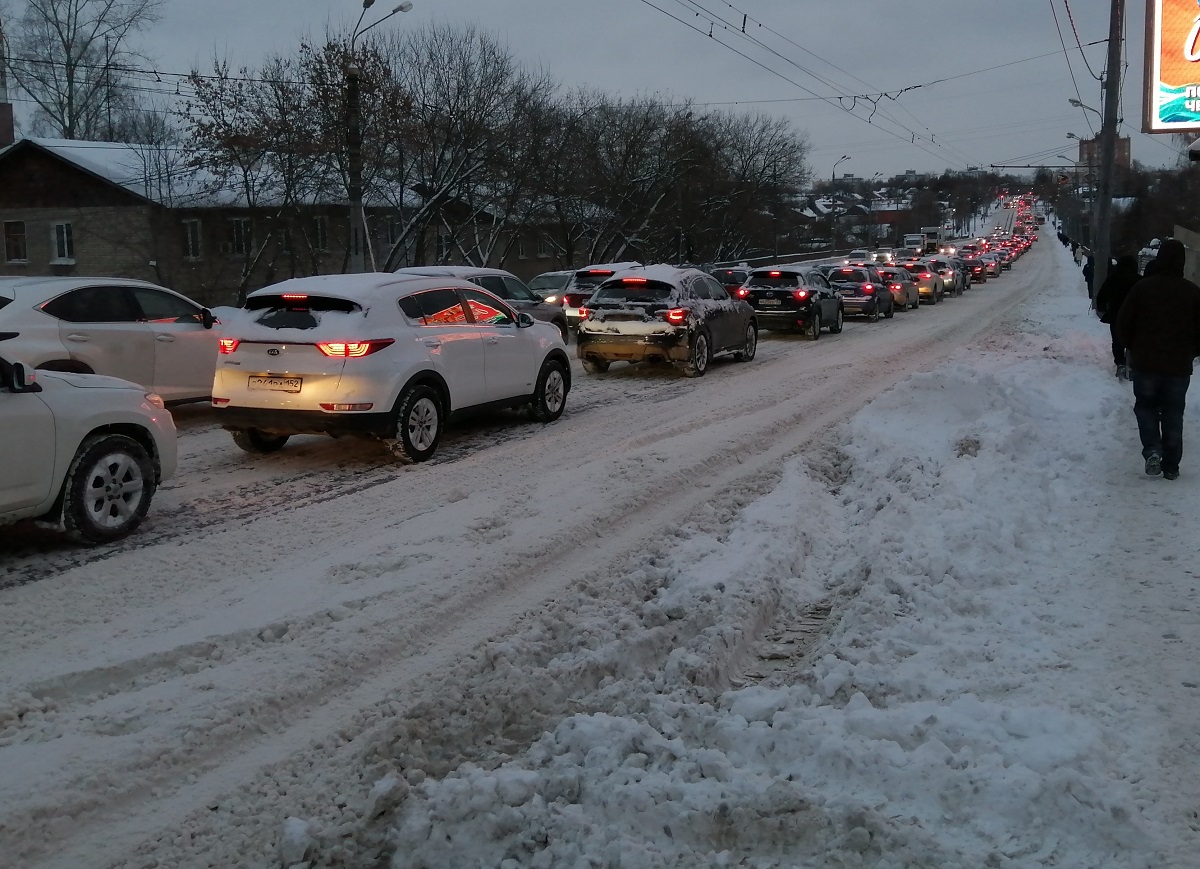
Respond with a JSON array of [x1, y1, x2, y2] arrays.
[[155, 335, 175, 343], [421, 338, 441, 348], [65, 333, 90, 342]]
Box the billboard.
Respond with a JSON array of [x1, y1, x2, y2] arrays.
[[1144, 0, 1200, 132]]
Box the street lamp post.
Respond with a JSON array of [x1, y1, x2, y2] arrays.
[[830, 155, 849, 253], [346, 0, 413, 274]]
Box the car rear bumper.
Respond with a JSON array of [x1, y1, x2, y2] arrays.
[[841, 297, 882, 314], [576, 331, 690, 363], [212, 405, 394, 437], [753, 310, 816, 330]]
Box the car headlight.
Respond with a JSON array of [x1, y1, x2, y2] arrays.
[[145, 392, 166, 409], [542, 294, 559, 304]]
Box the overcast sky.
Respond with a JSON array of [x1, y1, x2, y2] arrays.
[[22, 0, 1189, 181]]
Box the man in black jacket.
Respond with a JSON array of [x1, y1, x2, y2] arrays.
[[1115, 239, 1200, 479]]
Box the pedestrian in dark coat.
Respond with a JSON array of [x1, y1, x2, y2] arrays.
[[1095, 255, 1140, 377], [1115, 239, 1200, 479], [1082, 252, 1095, 299]]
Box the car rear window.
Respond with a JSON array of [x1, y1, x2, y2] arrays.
[[245, 294, 362, 329], [591, 280, 674, 303], [573, 270, 617, 291], [746, 271, 801, 288], [830, 268, 869, 282], [529, 273, 570, 291], [711, 269, 748, 285], [0, 296, 11, 311]]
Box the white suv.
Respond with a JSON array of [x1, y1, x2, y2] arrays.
[[0, 352, 178, 543], [211, 273, 571, 461]]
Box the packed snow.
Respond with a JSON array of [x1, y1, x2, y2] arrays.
[[3, 226, 1200, 868]]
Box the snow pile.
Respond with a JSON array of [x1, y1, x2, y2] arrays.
[[385, 277, 1176, 867]]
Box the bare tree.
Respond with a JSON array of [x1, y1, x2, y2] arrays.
[[5, 0, 163, 140]]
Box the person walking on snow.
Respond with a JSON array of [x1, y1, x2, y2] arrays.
[[1095, 255, 1140, 379], [1072, 242, 1083, 266], [1115, 239, 1200, 480], [1082, 250, 1095, 300]]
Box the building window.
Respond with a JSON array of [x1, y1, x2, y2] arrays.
[[313, 215, 329, 252], [225, 218, 252, 256], [182, 219, 202, 260], [435, 233, 450, 262], [386, 217, 401, 247], [536, 234, 551, 258], [51, 222, 75, 263], [517, 237, 528, 259], [4, 221, 27, 263]]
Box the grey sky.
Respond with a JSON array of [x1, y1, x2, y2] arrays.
[[38, 0, 1190, 179]]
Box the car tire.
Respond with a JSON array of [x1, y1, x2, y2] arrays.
[[391, 384, 443, 462], [733, 322, 757, 362], [62, 434, 156, 544], [556, 319, 570, 344], [828, 307, 844, 334], [231, 428, 290, 453], [530, 358, 568, 422], [681, 329, 712, 376], [869, 305, 880, 323], [807, 313, 821, 341], [582, 358, 610, 374], [884, 299, 895, 319]]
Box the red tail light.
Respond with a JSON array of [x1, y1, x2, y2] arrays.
[[769, 270, 782, 277], [919, 272, 932, 279], [862, 284, 875, 294], [578, 306, 591, 320], [736, 288, 750, 298], [218, 338, 239, 354], [622, 277, 647, 283], [664, 308, 687, 325], [792, 290, 808, 301], [280, 293, 308, 301], [316, 339, 395, 358], [890, 283, 901, 291]]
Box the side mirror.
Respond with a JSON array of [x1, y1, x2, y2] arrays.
[[516, 312, 535, 328], [201, 308, 216, 330], [9, 361, 43, 394]]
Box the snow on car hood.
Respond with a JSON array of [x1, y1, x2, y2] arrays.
[[40, 370, 142, 390]]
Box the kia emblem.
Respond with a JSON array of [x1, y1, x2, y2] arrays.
[[267, 348, 280, 356]]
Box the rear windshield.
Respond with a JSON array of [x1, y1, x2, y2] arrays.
[[747, 272, 802, 288], [830, 268, 869, 283], [711, 269, 748, 285], [573, 271, 616, 290], [591, 281, 674, 303], [529, 273, 570, 291], [879, 269, 906, 281], [245, 294, 362, 330], [0, 296, 11, 311]]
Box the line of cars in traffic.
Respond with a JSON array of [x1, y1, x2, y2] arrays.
[[0, 209, 1039, 545]]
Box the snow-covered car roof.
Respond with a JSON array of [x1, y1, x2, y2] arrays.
[[0, 275, 195, 304], [605, 264, 698, 287], [392, 266, 517, 280], [246, 273, 474, 303]]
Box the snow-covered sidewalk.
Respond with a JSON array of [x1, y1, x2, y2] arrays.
[[384, 242, 1200, 868]]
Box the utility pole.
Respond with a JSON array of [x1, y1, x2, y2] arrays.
[[0, 16, 12, 147], [1092, 0, 1125, 303], [346, 59, 365, 273]]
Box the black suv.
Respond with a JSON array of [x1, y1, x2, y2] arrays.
[[739, 266, 844, 339]]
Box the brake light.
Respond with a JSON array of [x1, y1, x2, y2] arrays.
[[578, 306, 590, 320], [211, 397, 230, 406], [736, 288, 750, 298], [769, 270, 781, 276], [622, 277, 647, 283], [863, 284, 875, 294], [792, 290, 808, 301], [587, 269, 614, 275], [316, 339, 395, 357], [218, 338, 239, 354], [280, 293, 308, 301], [890, 283, 901, 291], [920, 272, 932, 279], [319, 403, 375, 412], [664, 308, 687, 325]]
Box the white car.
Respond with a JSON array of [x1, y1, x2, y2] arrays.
[[211, 273, 571, 461], [0, 352, 177, 543], [0, 276, 221, 403]]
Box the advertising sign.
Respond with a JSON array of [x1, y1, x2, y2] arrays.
[[1144, 0, 1200, 132]]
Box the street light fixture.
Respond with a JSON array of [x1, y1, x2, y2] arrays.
[[346, 0, 414, 273], [829, 156, 850, 253], [1068, 98, 1102, 118]]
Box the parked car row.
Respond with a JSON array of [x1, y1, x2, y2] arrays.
[[1, 271, 575, 543]]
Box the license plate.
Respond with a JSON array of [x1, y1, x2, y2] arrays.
[[249, 375, 302, 393], [758, 299, 780, 306]]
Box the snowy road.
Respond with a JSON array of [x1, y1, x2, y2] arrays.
[[0, 230, 1087, 867]]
